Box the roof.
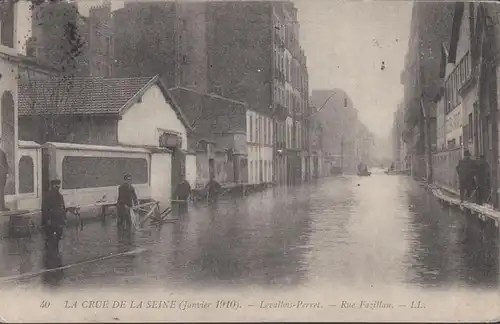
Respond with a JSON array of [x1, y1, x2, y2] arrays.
[[167, 87, 247, 138], [19, 76, 153, 116], [310, 89, 355, 112], [18, 75, 193, 131]]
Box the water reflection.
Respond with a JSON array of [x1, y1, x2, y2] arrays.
[[1, 176, 498, 292], [405, 182, 499, 289], [41, 243, 64, 287]]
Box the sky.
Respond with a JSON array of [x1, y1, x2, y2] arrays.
[[295, 0, 413, 138]]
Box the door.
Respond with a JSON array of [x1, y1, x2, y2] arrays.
[[209, 158, 215, 180]]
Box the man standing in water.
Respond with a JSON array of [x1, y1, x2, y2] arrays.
[[41, 180, 67, 251], [117, 174, 138, 229], [456, 150, 476, 203], [174, 179, 191, 214], [205, 175, 222, 204]]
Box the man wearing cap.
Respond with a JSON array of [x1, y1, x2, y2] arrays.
[[0, 141, 9, 211], [456, 150, 476, 203], [42, 180, 67, 250], [117, 174, 138, 228]]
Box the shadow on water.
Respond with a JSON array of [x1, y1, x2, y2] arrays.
[[159, 187, 315, 289], [41, 244, 64, 287], [405, 181, 499, 289]]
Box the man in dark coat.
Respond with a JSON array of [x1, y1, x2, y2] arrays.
[[456, 150, 476, 203], [205, 176, 222, 204], [0, 145, 9, 211], [117, 174, 138, 229], [174, 179, 191, 214], [475, 155, 490, 205], [41, 180, 67, 251]]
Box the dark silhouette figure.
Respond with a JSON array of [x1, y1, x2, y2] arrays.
[[205, 176, 222, 204], [174, 179, 191, 214], [117, 174, 138, 229], [0, 145, 9, 211], [475, 155, 490, 205], [41, 180, 66, 252], [456, 150, 476, 203]]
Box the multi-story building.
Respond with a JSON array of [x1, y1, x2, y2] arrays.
[[112, 1, 209, 93], [310, 89, 359, 173], [392, 103, 410, 171], [400, 1, 454, 181], [111, 2, 176, 83], [204, 1, 309, 185], [28, 1, 88, 77], [100, 1, 309, 186], [87, 1, 114, 77], [355, 121, 374, 166], [308, 103, 327, 178], [247, 109, 274, 185]]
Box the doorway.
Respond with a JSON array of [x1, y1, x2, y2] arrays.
[[208, 158, 215, 180], [2, 91, 15, 195]]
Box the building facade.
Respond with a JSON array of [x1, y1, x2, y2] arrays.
[[310, 89, 360, 174], [203, 1, 309, 185], [87, 1, 114, 77], [28, 2, 88, 77], [247, 109, 273, 185], [400, 1, 455, 181]]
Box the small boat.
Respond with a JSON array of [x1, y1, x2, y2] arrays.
[[357, 171, 371, 177]]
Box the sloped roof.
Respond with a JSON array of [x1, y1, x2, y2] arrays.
[[167, 87, 247, 138], [18, 76, 153, 115]]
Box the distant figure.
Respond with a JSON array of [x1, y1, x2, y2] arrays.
[[175, 179, 191, 214], [117, 174, 138, 229], [475, 155, 490, 205], [357, 162, 365, 173], [41, 180, 67, 252], [0, 142, 9, 211], [205, 176, 222, 204], [456, 150, 476, 203]]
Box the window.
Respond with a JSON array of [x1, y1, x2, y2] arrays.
[[62, 156, 148, 189], [249, 116, 253, 142], [249, 161, 253, 183], [268, 120, 272, 145], [468, 113, 473, 141], [19, 156, 34, 194], [263, 117, 267, 144], [255, 116, 259, 143]]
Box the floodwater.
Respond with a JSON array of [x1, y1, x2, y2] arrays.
[[0, 173, 498, 292]]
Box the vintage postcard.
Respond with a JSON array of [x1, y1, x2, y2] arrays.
[[0, 0, 498, 322]]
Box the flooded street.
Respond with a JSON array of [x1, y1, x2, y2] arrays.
[[0, 173, 498, 293]]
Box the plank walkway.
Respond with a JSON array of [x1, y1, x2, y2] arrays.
[[426, 183, 500, 228]]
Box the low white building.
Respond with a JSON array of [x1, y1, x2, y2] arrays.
[[18, 75, 194, 208], [247, 109, 273, 185]]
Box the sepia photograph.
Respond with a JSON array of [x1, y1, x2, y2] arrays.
[[0, 0, 498, 322]]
